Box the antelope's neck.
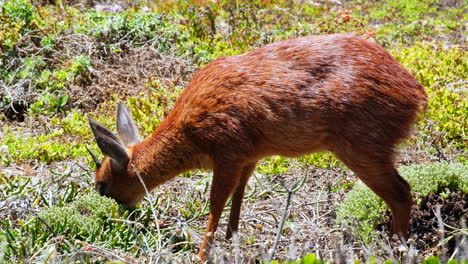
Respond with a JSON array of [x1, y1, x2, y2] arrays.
[[128, 127, 201, 190]]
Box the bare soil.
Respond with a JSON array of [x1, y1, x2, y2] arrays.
[[410, 191, 467, 255]]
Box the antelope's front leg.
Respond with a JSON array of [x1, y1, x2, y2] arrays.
[[198, 164, 242, 262], [226, 163, 256, 239]]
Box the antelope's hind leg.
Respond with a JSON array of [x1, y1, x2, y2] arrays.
[[331, 145, 412, 239]]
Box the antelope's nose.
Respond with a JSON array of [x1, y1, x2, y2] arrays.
[[96, 181, 109, 196]]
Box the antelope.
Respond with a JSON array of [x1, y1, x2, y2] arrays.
[[87, 34, 427, 261]]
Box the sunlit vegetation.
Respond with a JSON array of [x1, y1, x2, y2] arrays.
[[1, 0, 466, 263]]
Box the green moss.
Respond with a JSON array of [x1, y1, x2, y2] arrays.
[[337, 162, 468, 242]]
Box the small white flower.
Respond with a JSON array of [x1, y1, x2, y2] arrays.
[[397, 243, 408, 252], [0, 145, 8, 154], [95, 4, 123, 13], [409, 248, 419, 256], [109, 4, 123, 13]]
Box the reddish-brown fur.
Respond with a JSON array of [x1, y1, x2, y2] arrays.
[[88, 34, 427, 261]]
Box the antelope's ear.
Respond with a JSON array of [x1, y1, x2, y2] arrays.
[[88, 115, 129, 166], [116, 101, 141, 146]]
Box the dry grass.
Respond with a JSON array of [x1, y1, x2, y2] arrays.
[[1, 143, 467, 263], [2, 115, 467, 262], [71, 45, 196, 111]]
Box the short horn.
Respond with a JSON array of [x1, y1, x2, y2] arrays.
[[85, 145, 101, 168]]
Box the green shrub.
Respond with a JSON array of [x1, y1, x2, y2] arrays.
[[422, 256, 466, 264], [349, 0, 465, 45], [0, 126, 89, 164], [257, 153, 341, 176], [0, 107, 117, 165], [401, 162, 468, 196], [77, 11, 180, 53], [38, 192, 118, 238], [337, 162, 468, 242], [391, 44, 467, 148]]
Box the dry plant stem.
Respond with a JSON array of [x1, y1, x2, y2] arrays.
[[0, 239, 6, 263], [268, 188, 293, 262], [452, 236, 467, 261], [449, 218, 467, 261], [132, 164, 163, 261], [232, 232, 241, 264], [334, 247, 346, 264], [68, 241, 128, 263], [436, 205, 447, 263], [26, 236, 65, 263], [267, 174, 306, 262]]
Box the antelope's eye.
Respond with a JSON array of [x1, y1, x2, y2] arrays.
[[96, 181, 109, 196]]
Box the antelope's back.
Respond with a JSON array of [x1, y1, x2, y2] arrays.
[[171, 34, 427, 158]]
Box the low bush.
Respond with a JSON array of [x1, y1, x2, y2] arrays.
[[391, 43, 467, 149], [38, 192, 119, 237]]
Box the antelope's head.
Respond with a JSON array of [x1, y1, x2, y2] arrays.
[[87, 102, 145, 207]]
